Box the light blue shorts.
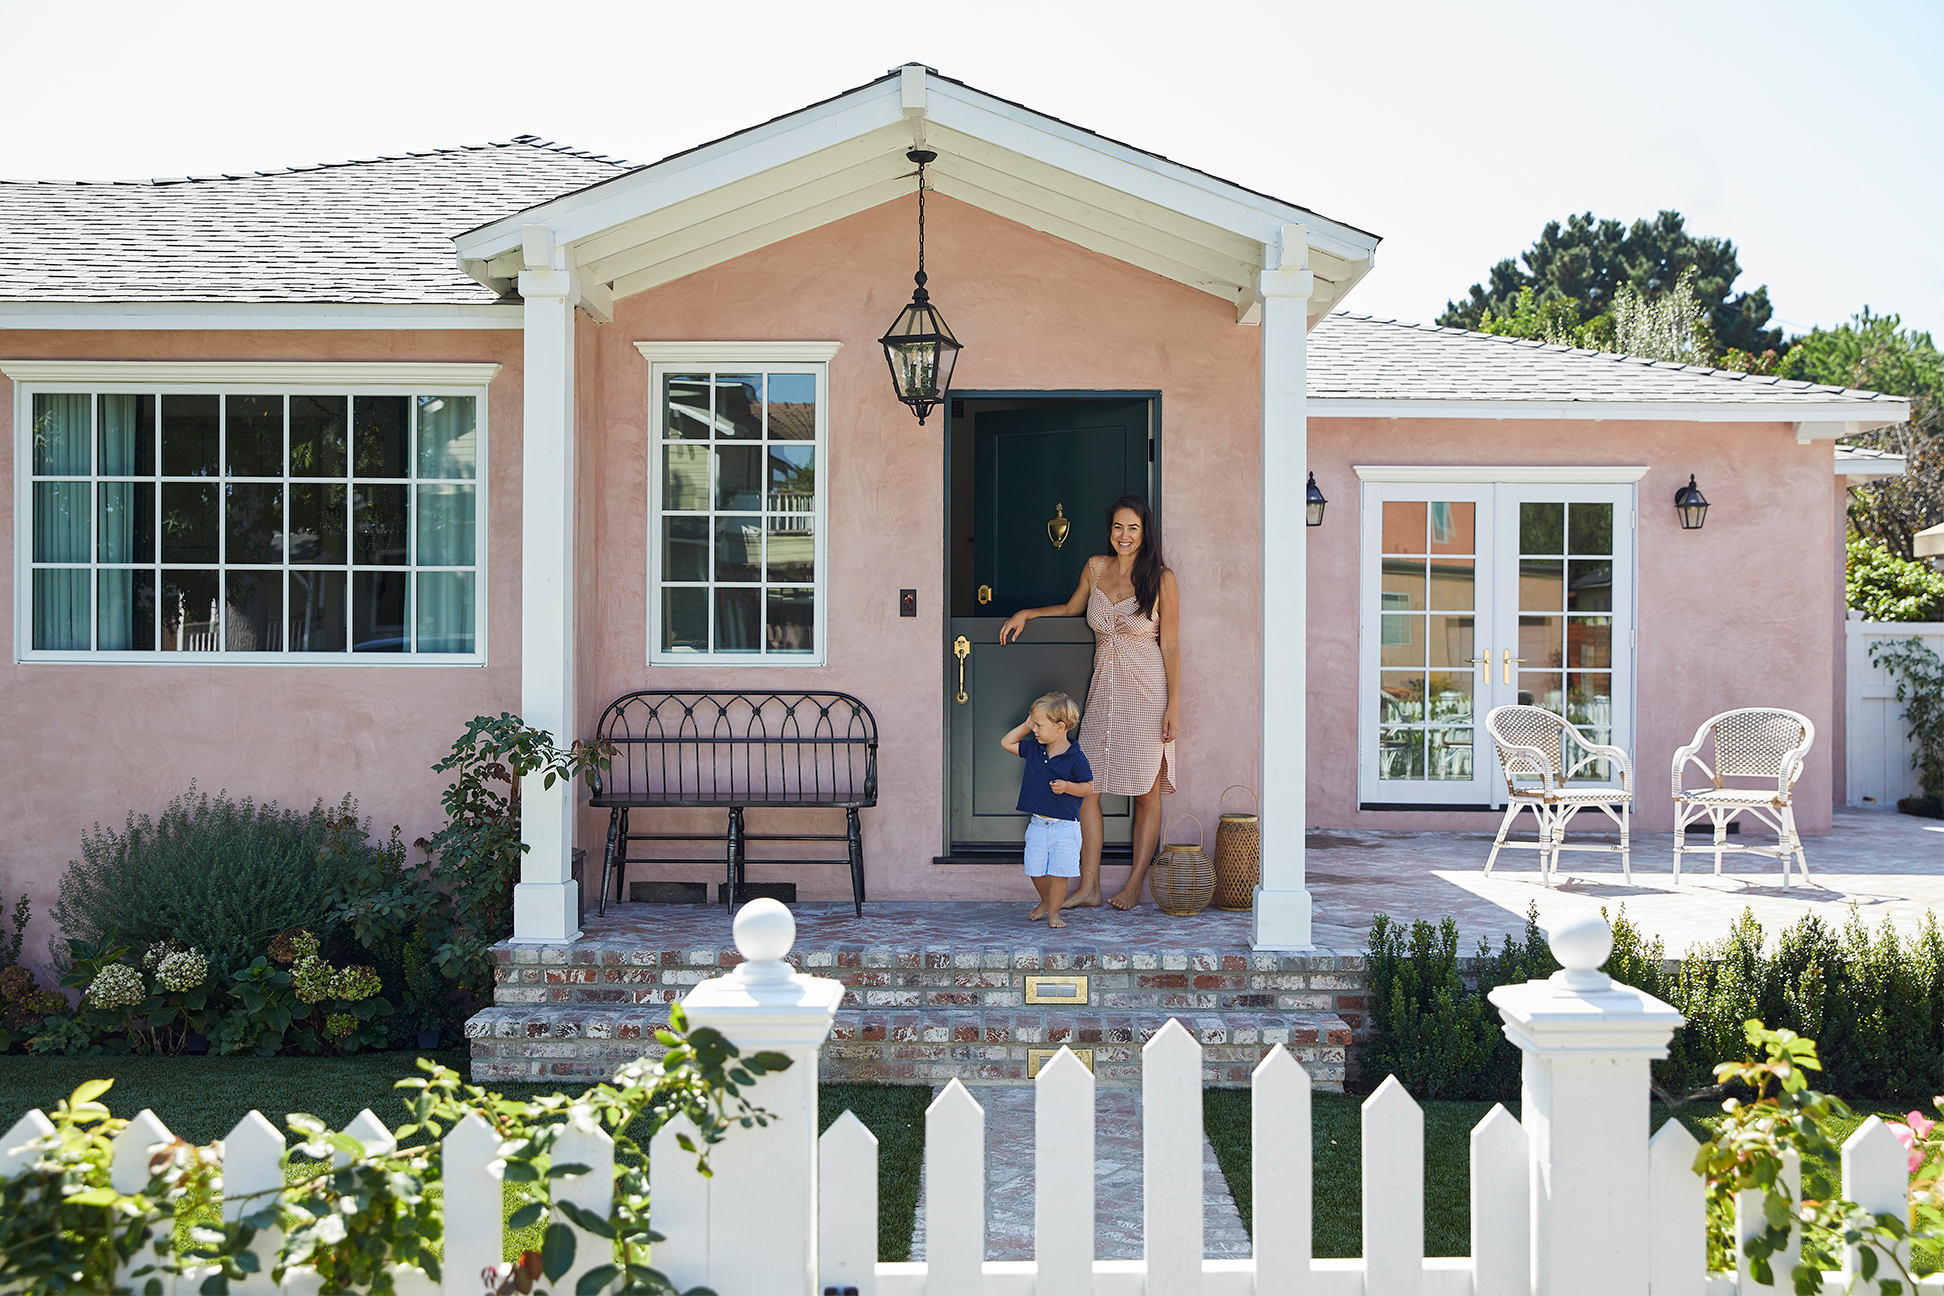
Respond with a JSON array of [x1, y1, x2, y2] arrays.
[[1024, 815, 1082, 878]]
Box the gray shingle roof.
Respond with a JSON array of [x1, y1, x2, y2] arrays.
[[0, 138, 631, 304], [1311, 313, 1904, 408]]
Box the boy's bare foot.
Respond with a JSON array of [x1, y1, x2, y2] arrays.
[[1106, 888, 1140, 911], [1048, 913, 1067, 928], [1061, 889, 1102, 909], [1027, 903, 1048, 921]]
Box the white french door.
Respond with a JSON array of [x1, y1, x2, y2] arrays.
[[1358, 477, 1636, 808]]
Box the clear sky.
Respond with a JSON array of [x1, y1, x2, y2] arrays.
[[3, 0, 1937, 340]]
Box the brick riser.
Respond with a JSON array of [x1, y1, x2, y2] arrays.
[[468, 1005, 1350, 1089]]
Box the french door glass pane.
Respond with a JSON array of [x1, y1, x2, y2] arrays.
[[1382, 500, 1426, 551], [32, 569, 88, 649], [1379, 672, 1424, 722], [1428, 557, 1473, 610], [1379, 727, 1424, 779], [1377, 498, 1477, 785], [1429, 728, 1474, 779], [1428, 615, 1475, 669], [1381, 560, 1426, 610], [1567, 502, 1612, 554], [1428, 671, 1474, 722]]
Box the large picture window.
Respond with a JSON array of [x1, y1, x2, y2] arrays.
[[11, 365, 493, 663], [642, 346, 833, 666]]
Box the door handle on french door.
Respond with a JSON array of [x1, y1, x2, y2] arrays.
[[953, 636, 971, 704], [1502, 649, 1526, 685], [1469, 653, 1492, 680]]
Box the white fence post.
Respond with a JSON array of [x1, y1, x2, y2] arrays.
[[0, 1108, 54, 1177], [1143, 1018, 1204, 1294], [554, 1107, 615, 1296], [1736, 1152, 1799, 1295], [649, 1113, 710, 1290], [819, 1111, 879, 1296], [1470, 1103, 1527, 1296], [1252, 1045, 1310, 1296], [925, 1079, 985, 1296], [1842, 1117, 1911, 1282], [679, 897, 844, 1296], [443, 1110, 507, 1289], [222, 1110, 286, 1295], [1646, 1119, 1706, 1295], [1035, 1046, 1095, 1295], [111, 1108, 176, 1291], [1362, 1075, 1423, 1296], [1488, 910, 1685, 1296]]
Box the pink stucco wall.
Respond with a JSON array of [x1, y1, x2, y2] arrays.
[[1305, 418, 1837, 835], [0, 330, 525, 964], [573, 194, 1266, 902]]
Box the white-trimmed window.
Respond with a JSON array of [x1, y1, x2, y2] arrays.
[[7, 361, 497, 664], [639, 344, 836, 666]]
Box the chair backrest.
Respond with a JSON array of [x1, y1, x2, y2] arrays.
[[1486, 705, 1568, 779], [1702, 708, 1814, 780]]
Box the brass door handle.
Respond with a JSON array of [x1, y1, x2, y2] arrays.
[[977, 585, 992, 605], [1468, 654, 1492, 678], [1502, 649, 1526, 685], [953, 635, 970, 704]]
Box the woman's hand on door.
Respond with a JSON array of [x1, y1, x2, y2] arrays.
[[999, 611, 1030, 645]]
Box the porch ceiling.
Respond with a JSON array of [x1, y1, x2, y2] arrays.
[[453, 67, 1381, 325]]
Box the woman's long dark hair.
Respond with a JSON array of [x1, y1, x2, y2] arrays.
[[1105, 494, 1166, 621]]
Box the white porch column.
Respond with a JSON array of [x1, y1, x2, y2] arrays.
[[1488, 912, 1685, 1295], [1253, 225, 1316, 950], [512, 225, 581, 943]]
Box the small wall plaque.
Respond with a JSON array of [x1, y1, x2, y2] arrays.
[[899, 589, 917, 617], [1027, 1046, 1092, 1078], [1024, 974, 1088, 1005]]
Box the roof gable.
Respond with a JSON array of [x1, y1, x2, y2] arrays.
[[453, 66, 1381, 322]]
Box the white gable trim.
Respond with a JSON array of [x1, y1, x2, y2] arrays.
[[0, 359, 502, 387], [1311, 398, 1907, 433], [0, 302, 522, 330], [1354, 464, 1650, 484]]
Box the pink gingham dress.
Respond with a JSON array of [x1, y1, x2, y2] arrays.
[[1074, 556, 1176, 797]]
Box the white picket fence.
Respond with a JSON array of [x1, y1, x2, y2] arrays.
[[1, 903, 1935, 1295], [1846, 618, 1944, 808]]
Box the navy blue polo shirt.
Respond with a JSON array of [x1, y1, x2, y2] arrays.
[[1016, 737, 1093, 820]]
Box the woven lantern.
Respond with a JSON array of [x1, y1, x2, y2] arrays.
[[1210, 785, 1261, 911], [1149, 814, 1215, 916]]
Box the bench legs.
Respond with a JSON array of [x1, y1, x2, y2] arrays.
[[725, 806, 745, 908], [597, 807, 625, 917], [846, 806, 865, 917]]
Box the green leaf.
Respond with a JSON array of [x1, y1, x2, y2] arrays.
[[507, 1202, 547, 1231], [548, 1162, 593, 1179], [65, 1187, 122, 1206], [70, 1077, 114, 1107], [503, 1160, 540, 1182], [749, 1051, 793, 1072], [576, 1264, 619, 1295], [542, 1223, 577, 1282]]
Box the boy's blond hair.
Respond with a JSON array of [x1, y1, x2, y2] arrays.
[[1031, 692, 1081, 731]]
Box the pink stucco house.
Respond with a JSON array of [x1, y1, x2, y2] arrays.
[[0, 66, 1910, 954]]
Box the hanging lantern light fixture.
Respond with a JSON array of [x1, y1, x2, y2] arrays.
[[1305, 472, 1328, 527], [878, 150, 961, 426], [1673, 474, 1710, 530]]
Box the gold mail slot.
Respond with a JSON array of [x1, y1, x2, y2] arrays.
[[1024, 974, 1088, 1005], [1027, 1046, 1093, 1078]]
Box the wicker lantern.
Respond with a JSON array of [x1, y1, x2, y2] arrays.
[[1210, 786, 1261, 910], [1149, 814, 1215, 916]]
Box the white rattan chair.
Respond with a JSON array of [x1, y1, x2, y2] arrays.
[[1484, 705, 1634, 886], [1671, 708, 1815, 887]]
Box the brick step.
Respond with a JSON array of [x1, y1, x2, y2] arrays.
[[467, 1003, 1349, 1090]]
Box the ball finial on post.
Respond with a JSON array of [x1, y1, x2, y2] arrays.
[[732, 897, 797, 985], [1546, 910, 1614, 992]]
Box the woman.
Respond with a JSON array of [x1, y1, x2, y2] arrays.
[[1000, 495, 1178, 910]]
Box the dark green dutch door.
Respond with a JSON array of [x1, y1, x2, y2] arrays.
[[946, 397, 1152, 852]]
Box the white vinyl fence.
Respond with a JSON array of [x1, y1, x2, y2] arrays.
[[0, 903, 1927, 1295], [1846, 619, 1944, 807]]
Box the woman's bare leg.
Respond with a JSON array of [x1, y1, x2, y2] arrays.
[[1107, 781, 1166, 910], [1063, 793, 1106, 908]]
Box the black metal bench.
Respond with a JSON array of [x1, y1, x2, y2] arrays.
[[588, 691, 878, 916]]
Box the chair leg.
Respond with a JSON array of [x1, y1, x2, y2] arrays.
[[1783, 805, 1809, 884], [725, 807, 744, 908], [1619, 801, 1631, 884], [846, 806, 865, 917], [1713, 814, 1728, 876], [1672, 803, 1685, 885], [1549, 805, 1575, 887], [598, 809, 622, 917], [1485, 801, 1522, 876]]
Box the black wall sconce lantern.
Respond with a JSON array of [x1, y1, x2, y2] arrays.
[[878, 150, 961, 426], [1674, 474, 1709, 530], [1306, 472, 1328, 527]]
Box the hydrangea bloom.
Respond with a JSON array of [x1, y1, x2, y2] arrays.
[[324, 1012, 358, 1039], [330, 965, 383, 1003], [292, 955, 333, 1005], [156, 949, 208, 993], [85, 963, 146, 1011], [141, 941, 186, 974], [270, 928, 320, 965]]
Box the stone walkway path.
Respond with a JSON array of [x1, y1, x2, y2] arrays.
[[907, 1086, 1250, 1261]]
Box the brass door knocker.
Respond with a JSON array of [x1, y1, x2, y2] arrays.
[[1047, 503, 1070, 549]]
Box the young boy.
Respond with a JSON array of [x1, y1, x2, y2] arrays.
[[1000, 692, 1095, 928]]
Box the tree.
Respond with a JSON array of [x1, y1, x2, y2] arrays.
[[1783, 310, 1944, 558], [1441, 211, 1782, 355], [1476, 269, 1710, 364]]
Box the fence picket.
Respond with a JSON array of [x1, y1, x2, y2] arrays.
[[335, 1108, 397, 1165], [1842, 1116, 1911, 1280], [0, 1108, 53, 1177], [1143, 1018, 1204, 1296], [1250, 1046, 1310, 1296], [111, 1109, 176, 1292], [649, 1114, 709, 1293], [924, 1078, 985, 1296], [819, 1111, 879, 1296], [443, 1111, 506, 1290], [1035, 1046, 1096, 1295], [553, 1110, 616, 1296], [1469, 1104, 1527, 1296], [1362, 1076, 1424, 1296], [222, 1111, 286, 1295], [1736, 1150, 1798, 1296], [1647, 1119, 1704, 1295]]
